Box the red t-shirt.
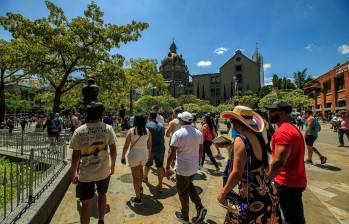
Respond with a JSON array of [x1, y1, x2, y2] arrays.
[[272, 122, 307, 188], [202, 124, 213, 141]]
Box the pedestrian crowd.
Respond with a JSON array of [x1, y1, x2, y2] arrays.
[[4, 101, 347, 223], [65, 100, 349, 224]]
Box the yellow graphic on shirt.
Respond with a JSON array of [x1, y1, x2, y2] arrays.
[[81, 141, 107, 157]]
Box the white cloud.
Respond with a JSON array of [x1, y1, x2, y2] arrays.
[[264, 76, 273, 85], [338, 44, 349, 55], [305, 43, 320, 51], [213, 47, 228, 55], [263, 63, 272, 72], [235, 48, 246, 52], [196, 60, 212, 67]]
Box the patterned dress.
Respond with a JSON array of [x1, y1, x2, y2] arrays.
[[223, 135, 281, 224]]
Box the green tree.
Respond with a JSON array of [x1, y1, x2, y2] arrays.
[[293, 68, 312, 89], [0, 39, 29, 123], [0, 1, 148, 112], [5, 91, 32, 112], [216, 103, 235, 113], [176, 95, 209, 106], [135, 95, 176, 114], [259, 85, 272, 97], [258, 89, 311, 111], [124, 59, 168, 115], [239, 94, 260, 109]]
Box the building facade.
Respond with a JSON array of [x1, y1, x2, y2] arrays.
[[304, 61, 349, 118], [192, 73, 221, 105], [159, 41, 192, 97], [193, 47, 263, 105]]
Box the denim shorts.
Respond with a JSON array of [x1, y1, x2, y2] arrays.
[[145, 150, 165, 168]]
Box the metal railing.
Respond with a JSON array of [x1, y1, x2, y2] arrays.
[[0, 131, 68, 222]]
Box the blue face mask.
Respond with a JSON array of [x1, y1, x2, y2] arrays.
[[231, 128, 240, 138]]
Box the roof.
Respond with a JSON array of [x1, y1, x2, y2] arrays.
[[220, 50, 258, 70], [307, 60, 349, 83], [191, 73, 221, 79]]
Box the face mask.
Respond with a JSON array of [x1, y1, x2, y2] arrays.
[[269, 113, 280, 124]]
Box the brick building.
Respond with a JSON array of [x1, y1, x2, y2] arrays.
[[304, 60, 349, 118]]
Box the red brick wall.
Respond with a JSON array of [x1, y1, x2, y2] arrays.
[[306, 61, 349, 117]]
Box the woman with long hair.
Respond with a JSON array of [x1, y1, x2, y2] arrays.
[[122, 115, 152, 205], [201, 114, 220, 172], [217, 106, 281, 224]]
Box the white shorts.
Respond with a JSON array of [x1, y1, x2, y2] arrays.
[[127, 148, 148, 168]]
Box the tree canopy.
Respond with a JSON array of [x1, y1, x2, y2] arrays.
[[0, 1, 149, 113], [0, 39, 30, 122]]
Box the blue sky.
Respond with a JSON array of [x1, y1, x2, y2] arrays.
[[1, 0, 349, 84]]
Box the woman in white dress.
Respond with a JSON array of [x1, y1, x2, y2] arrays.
[[122, 115, 152, 205]]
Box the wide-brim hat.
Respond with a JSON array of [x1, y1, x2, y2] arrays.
[[220, 105, 264, 133]]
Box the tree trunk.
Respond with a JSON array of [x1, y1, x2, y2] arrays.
[[129, 89, 133, 115], [53, 90, 62, 113], [0, 74, 5, 124]]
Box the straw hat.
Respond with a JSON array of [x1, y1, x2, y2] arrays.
[[220, 105, 264, 133]]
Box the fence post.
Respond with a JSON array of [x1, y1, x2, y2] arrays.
[[20, 131, 24, 155], [63, 143, 67, 161], [3, 161, 7, 218], [28, 148, 34, 204]]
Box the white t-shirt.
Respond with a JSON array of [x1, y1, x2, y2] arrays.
[[69, 122, 117, 182], [156, 114, 164, 125], [170, 125, 203, 176]]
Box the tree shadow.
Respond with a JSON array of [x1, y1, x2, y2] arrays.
[[76, 194, 111, 218], [206, 168, 223, 177], [145, 182, 177, 199], [314, 164, 342, 171], [205, 219, 218, 224], [193, 172, 207, 181], [126, 194, 164, 216], [118, 173, 133, 183]]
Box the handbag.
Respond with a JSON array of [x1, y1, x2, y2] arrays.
[[221, 135, 252, 222]]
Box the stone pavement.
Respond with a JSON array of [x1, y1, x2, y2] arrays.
[[51, 124, 349, 224]]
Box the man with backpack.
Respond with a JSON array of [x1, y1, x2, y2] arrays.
[[304, 110, 327, 165]]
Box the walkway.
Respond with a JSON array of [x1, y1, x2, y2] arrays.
[[51, 125, 349, 224]]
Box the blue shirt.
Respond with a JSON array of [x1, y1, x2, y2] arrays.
[[146, 120, 165, 152]]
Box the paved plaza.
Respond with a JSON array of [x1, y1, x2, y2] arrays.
[[48, 123, 349, 224]]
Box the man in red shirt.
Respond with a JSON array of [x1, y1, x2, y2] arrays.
[[266, 101, 307, 224]]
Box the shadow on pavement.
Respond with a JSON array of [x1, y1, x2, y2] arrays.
[[145, 182, 177, 199], [206, 219, 218, 224], [206, 168, 223, 177], [126, 194, 164, 216], [194, 172, 207, 181], [314, 164, 342, 171], [118, 173, 133, 183], [76, 194, 111, 218]]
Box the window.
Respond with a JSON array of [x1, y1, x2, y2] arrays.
[[336, 74, 345, 91], [235, 65, 242, 71], [236, 74, 242, 81], [316, 105, 321, 109], [337, 100, 346, 107], [236, 57, 241, 62], [323, 80, 331, 94], [326, 102, 332, 108]]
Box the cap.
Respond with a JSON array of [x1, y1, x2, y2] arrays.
[[265, 100, 292, 114], [178, 111, 193, 122]]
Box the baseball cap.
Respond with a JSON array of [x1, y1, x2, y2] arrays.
[[265, 100, 292, 114], [178, 111, 193, 122]]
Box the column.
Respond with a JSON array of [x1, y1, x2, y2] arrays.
[[345, 71, 349, 110], [331, 77, 336, 113]]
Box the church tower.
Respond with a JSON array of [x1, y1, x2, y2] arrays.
[[159, 41, 190, 97], [252, 43, 264, 87]]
